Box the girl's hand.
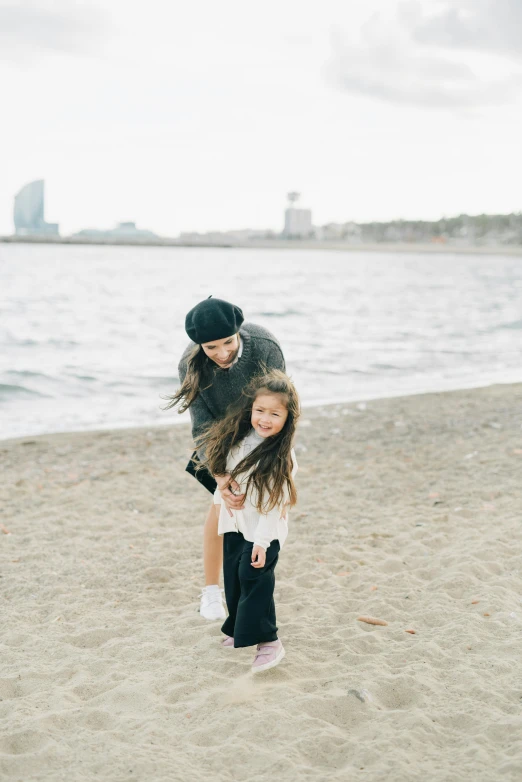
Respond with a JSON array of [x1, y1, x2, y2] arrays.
[[215, 474, 245, 516], [251, 545, 266, 568]]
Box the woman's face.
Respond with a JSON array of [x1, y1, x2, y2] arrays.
[[201, 333, 239, 368]]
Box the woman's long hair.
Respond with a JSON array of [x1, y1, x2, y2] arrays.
[[198, 369, 299, 513], [163, 334, 241, 413], [163, 344, 209, 413]]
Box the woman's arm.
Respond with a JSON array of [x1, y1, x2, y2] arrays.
[[215, 474, 245, 514]]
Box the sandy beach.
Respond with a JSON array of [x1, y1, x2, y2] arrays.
[[1, 383, 522, 781]]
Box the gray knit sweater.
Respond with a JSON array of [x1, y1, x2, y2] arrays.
[[178, 322, 285, 455]]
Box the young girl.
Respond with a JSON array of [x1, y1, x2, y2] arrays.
[[198, 369, 299, 673]]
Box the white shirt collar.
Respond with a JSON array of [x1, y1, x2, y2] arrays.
[[229, 335, 243, 367]]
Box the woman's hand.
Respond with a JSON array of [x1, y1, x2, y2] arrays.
[[215, 474, 245, 517], [251, 545, 266, 568]]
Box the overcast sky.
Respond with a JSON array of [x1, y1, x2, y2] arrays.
[[1, 0, 521, 236]]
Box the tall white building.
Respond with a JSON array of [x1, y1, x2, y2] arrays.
[[283, 207, 313, 238], [282, 192, 312, 238], [13, 180, 59, 236]]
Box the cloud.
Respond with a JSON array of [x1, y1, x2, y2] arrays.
[[0, 0, 110, 62], [412, 0, 522, 59], [329, 0, 522, 109]]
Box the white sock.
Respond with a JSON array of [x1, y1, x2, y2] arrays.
[[204, 584, 220, 591]]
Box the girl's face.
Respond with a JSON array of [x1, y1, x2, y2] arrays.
[[251, 391, 289, 438], [201, 333, 239, 368]]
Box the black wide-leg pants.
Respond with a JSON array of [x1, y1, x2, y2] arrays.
[[221, 531, 280, 648]]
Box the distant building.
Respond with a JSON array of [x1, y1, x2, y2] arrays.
[[179, 228, 277, 245], [316, 222, 362, 242], [283, 208, 313, 238], [14, 180, 59, 236], [282, 192, 313, 238], [71, 222, 159, 242]]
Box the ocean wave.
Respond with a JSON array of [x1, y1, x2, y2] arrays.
[[497, 319, 522, 330], [0, 383, 50, 399], [254, 309, 302, 318], [138, 375, 178, 384], [0, 335, 78, 348], [0, 337, 38, 347], [49, 338, 79, 347], [288, 364, 373, 376], [63, 372, 98, 382], [3, 369, 56, 379]]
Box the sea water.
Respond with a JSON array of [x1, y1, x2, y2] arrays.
[[1, 243, 522, 440]]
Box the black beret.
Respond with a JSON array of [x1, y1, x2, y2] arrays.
[[185, 296, 244, 344]]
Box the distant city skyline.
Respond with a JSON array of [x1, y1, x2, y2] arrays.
[[4, 179, 522, 246], [4, 177, 520, 250], [1, 1, 521, 236]]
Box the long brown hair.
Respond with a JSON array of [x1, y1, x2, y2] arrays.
[[198, 369, 299, 513], [163, 344, 210, 413], [164, 332, 240, 413]]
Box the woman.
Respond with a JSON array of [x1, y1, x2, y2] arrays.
[[167, 296, 285, 619]]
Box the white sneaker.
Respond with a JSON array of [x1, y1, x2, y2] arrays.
[[199, 585, 226, 621]]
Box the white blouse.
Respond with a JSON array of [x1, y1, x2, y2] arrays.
[[214, 429, 298, 551]]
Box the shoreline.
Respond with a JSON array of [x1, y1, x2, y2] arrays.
[[2, 234, 522, 256], [3, 375, 522, 445]]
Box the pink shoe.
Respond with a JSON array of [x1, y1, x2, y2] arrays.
[[251, 640, 285, 673], [222, 635, 234, 647]]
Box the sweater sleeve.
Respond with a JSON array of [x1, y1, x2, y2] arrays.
[[253, 506, 287, 551], [264, 340, 286, 372], [178, 355, 215, 460]]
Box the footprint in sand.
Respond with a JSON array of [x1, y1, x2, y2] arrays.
[[371, 674, 425, 710], [0, 729, 50, 755], [0, 673, 49, 700], [0, 677, 23, 700], [77, 709, 115, 731], [64, 629, 126, 648], [142, 567, 172, 583]]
